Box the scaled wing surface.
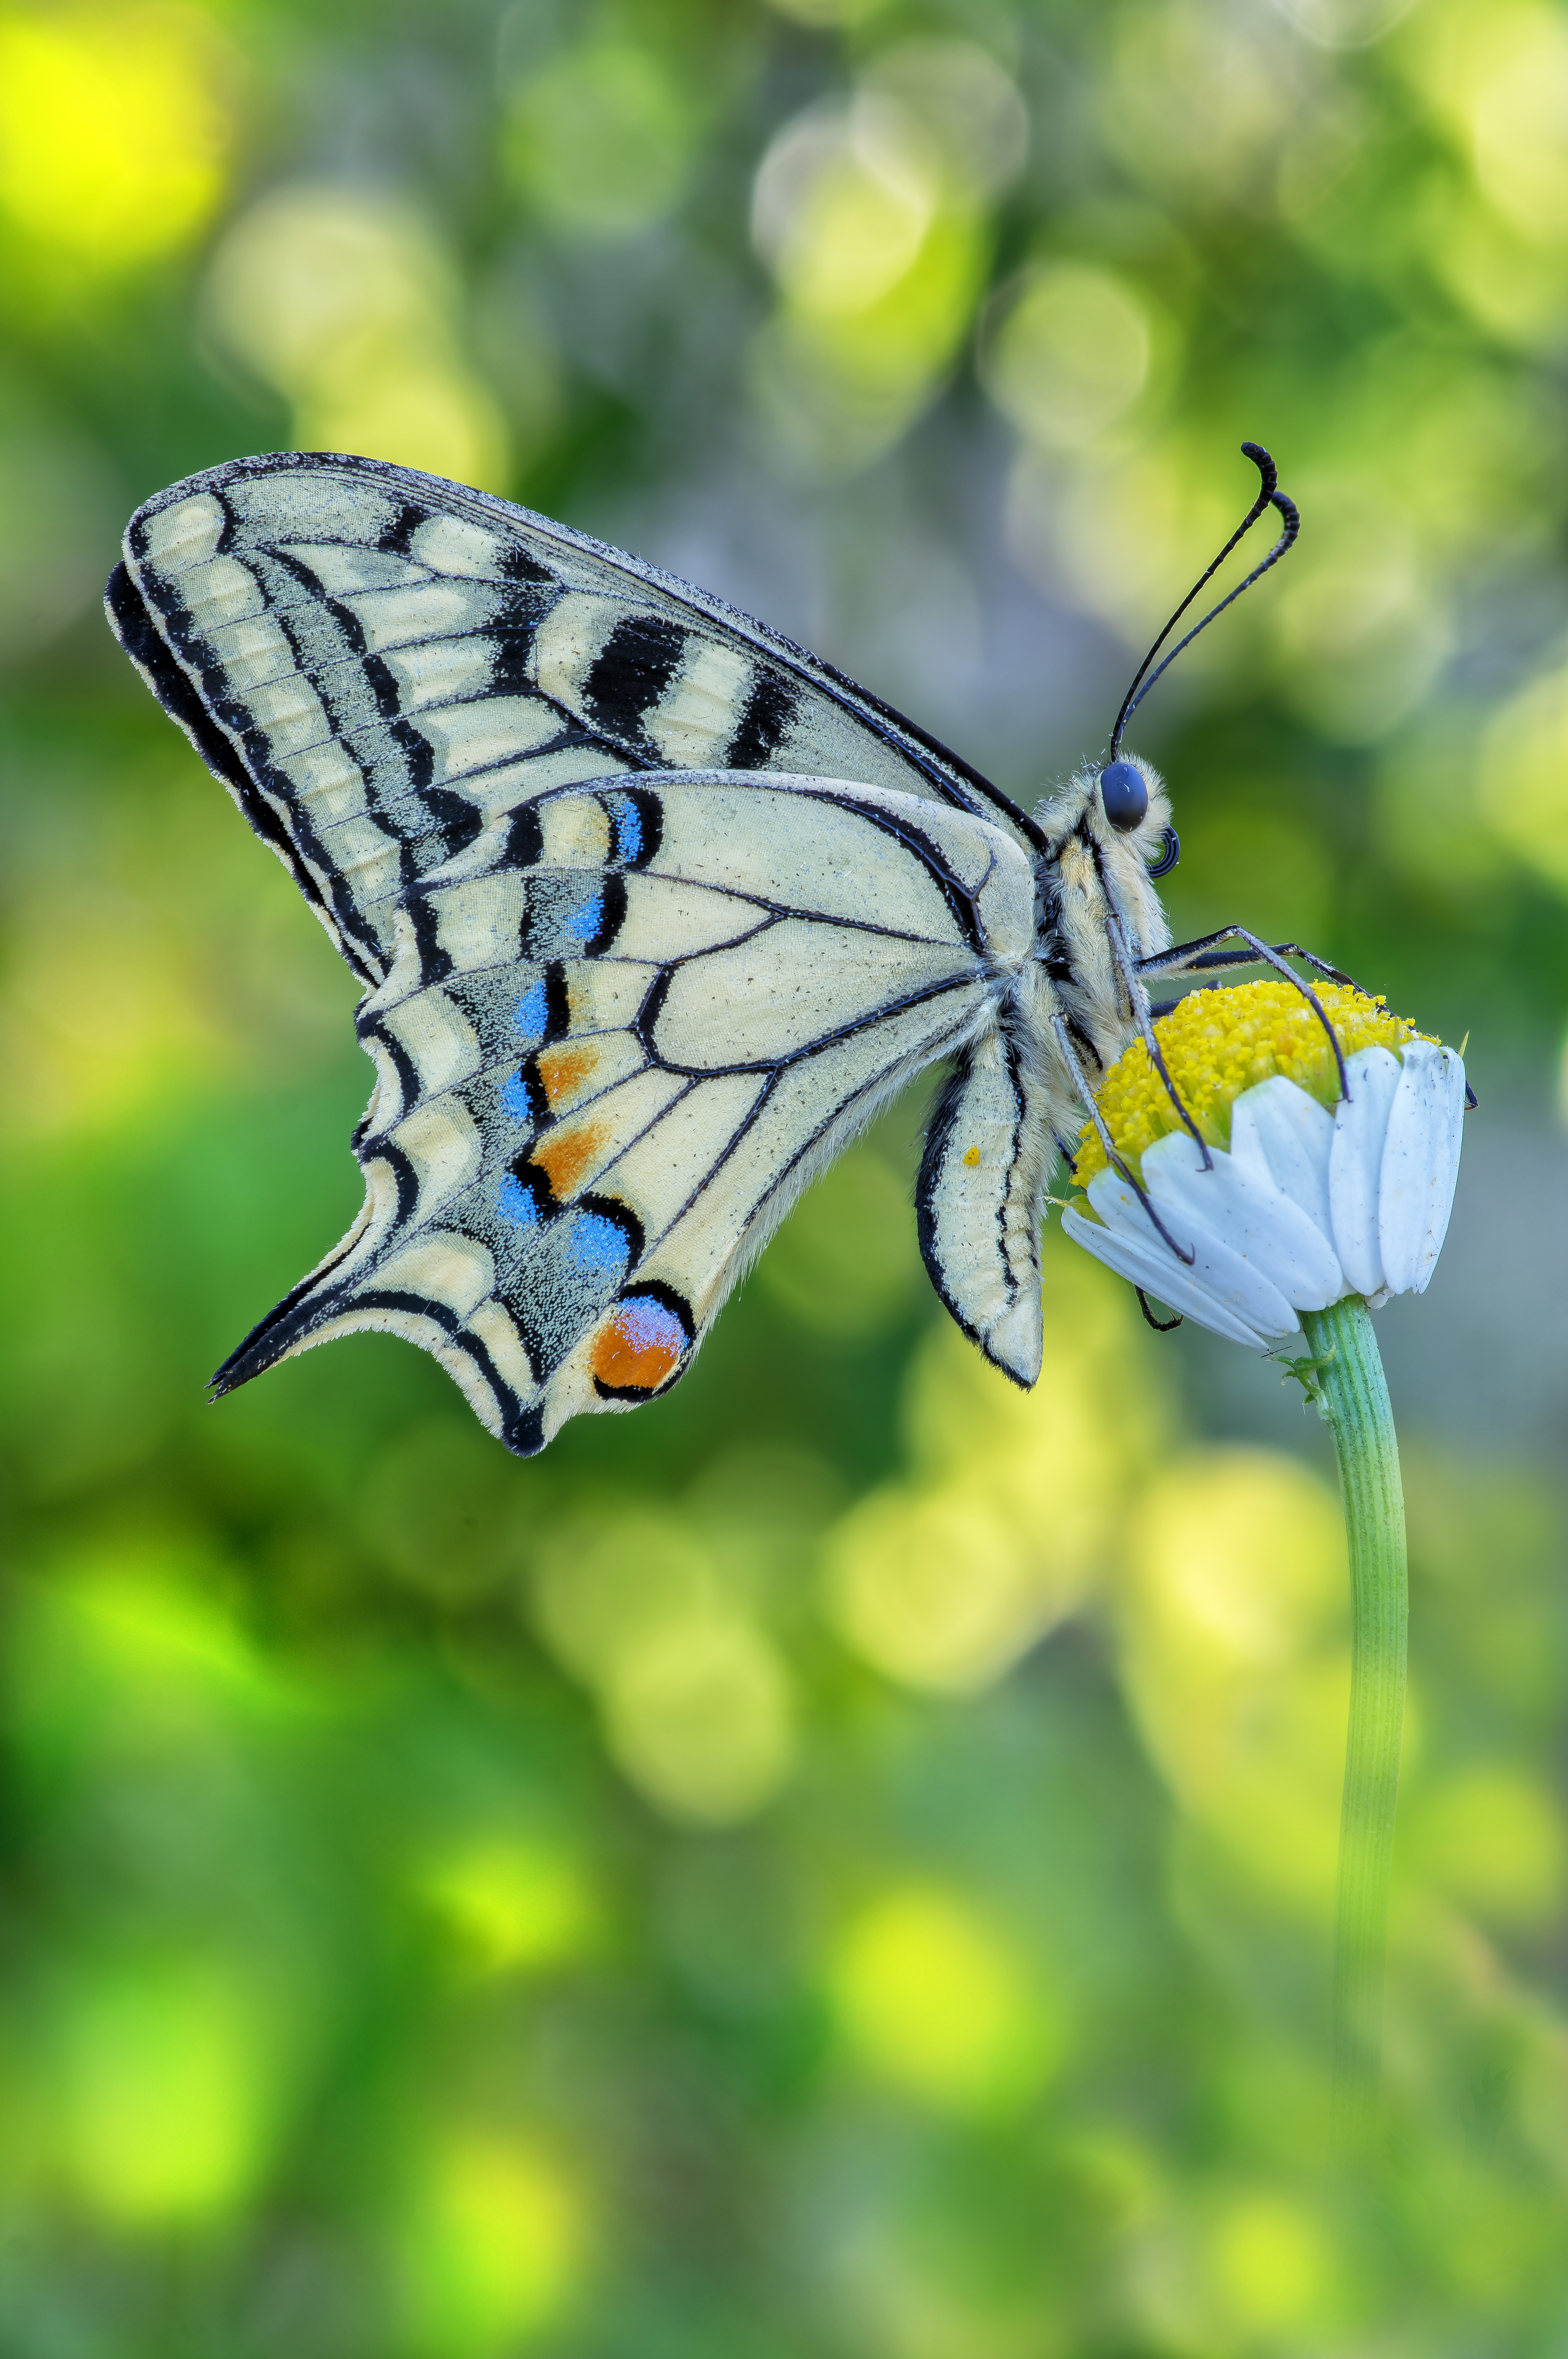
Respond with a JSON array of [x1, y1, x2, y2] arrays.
[[108, 453, 1046, 1451]]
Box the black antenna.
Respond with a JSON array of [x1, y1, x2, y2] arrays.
[[1108, 442, 1299, 759]]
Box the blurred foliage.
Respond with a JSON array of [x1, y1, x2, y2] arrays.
[[2, 0, 1567, 2351]]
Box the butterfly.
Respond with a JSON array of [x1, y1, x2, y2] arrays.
[[107, 443, 1307, 1456]]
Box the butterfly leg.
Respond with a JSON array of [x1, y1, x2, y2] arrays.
[[1134, 927, 1351, 1100], [1103, 909, 1213, 1168], [1049, 1012, 1196, 1269]]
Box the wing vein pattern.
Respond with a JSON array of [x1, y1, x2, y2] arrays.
[[108, 453, 1047, 1452]]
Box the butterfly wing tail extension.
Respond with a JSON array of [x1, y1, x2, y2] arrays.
[[916, 1030, 1047, 1387], [208, 1211, 557, 1459], [210, 1202, 700, 1461]]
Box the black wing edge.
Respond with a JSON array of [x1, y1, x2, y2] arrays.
[[120, 449, 1049, 858], [104, 558, 374, 984]]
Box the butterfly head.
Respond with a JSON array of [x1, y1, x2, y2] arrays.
[[1030, 753, 1177, 985], [1039, 751, 1170, 853], [1035, 754, 1177, 952], [1083, 751, 1175, 887], [1100, 755, 1180, 879]]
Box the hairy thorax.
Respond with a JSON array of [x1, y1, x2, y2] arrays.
[[1014, 759, 1176, 1112]]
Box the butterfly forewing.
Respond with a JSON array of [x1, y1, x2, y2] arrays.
[[109, 453, 1041, 987]]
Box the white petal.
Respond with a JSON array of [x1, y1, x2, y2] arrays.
[[1378, 1041, 1466, 1294], [1329, 1045, 1402, 1296], [1229, 1077, 1336, 1248], [1082, 1168, 1300, 1341], [1141, 1130, 1344, 1311], [1062, 1207, 1276, 1349]]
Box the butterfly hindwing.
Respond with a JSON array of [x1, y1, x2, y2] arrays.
[[107, 452, 1042, 992], [209, 773, 1036, 1452], [915, 1027, 1053, 1389]]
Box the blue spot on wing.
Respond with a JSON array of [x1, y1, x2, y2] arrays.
[[567, 892, 603, 944], [565, 1210, 630, 1282], [615, 801, 643, 863], [501, 1071, 533, 1122], [513, 980, 548, 1041], [620, 1295, 686, 1355], [497, 1174, 539, 1228]]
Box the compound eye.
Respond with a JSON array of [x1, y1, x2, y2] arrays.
[[1099, 760, 1149, 831]]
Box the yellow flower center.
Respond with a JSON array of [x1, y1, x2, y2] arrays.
[[1072, 980, 1435, 1188]]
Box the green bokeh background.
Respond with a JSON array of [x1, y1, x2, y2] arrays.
[[3, 0, 1568, 2350]]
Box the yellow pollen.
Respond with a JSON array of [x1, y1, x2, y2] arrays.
[[1072, 980, 1437, 1189], [962, 1145, 981, 1167]]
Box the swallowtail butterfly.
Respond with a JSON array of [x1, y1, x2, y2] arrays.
[[107, 446, 1309, 1455]]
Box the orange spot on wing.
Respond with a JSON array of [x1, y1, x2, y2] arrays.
[[962, 1145, 981, 1166], [590, 1298, 687, 1393], [536, 1045, 594, 1110], [532, 1121, 606, 1196]]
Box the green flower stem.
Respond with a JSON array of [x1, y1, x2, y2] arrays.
[[1300, 1294, 1408, 2155]]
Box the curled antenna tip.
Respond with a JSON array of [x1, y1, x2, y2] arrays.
[[1107, 441, 1299, 757]]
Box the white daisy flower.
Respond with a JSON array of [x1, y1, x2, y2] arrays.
[[1061, 980, 1466, 1351]]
